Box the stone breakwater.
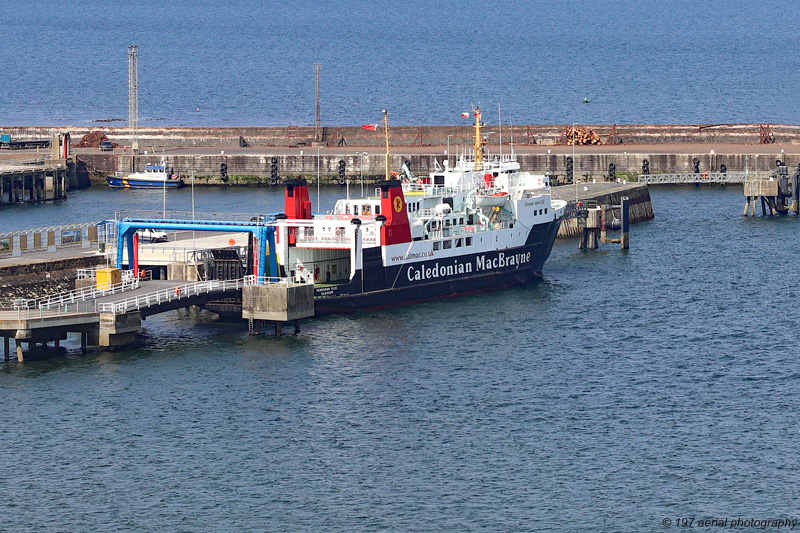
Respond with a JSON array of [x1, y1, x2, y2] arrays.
[[0, 256, 103, 300], [6, 124, 800, 147]]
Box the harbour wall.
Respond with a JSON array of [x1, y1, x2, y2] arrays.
[[79, 151, 793, 186]]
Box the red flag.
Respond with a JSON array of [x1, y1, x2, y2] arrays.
[[461, 112, 470, 118], [361, 123, 378, 131]]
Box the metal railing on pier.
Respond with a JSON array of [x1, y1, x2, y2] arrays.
[[638, 172, 751, 184], [98, 278, 248, 314], [0, 271, 142, 314]]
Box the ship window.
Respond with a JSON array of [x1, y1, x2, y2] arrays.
[[345, 204, 351, 214], [433, 242, 440, 251], [362, 205, 371, 215], [434, 175, 445, 185], [545, 208, 548, 214], [443, 240, 452, 249], [459, 217, 464, 225], [455, 238, 462, 248], [466, 237, 472, 246], [375, 205, 380, 214]]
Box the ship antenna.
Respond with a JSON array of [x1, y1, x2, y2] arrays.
[[498, 103, 502, 161], [509, 114, 514, 157], [382, 109, 390, 181]]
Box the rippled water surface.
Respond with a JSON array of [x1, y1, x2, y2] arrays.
[[2, 186, 800, 530], [1, 1, 800, 126]]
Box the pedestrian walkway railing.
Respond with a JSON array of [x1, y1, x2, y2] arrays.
[[638, 172, 752, 184], [0, 273, 141, 312], [0, 300, 100, 320], [98, 277, 248, 314]]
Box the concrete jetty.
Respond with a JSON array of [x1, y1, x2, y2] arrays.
[[551, 182, 654, 238]]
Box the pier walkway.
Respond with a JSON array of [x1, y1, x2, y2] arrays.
[[1, 275, 312, 360]]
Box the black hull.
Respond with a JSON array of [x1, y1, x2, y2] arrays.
[[313, 217, 561, 314]]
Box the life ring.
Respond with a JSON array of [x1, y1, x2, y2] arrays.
[[175, 287, 181, 296], [229, 238, 236, 246], [701, 172, 708, 178]]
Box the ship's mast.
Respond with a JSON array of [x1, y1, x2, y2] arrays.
[[474, 107, 483, 171], [382, 109, 390, 180]]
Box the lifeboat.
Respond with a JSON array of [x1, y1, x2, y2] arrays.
[[474, 190, 510, 208]]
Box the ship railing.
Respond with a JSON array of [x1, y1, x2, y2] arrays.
[[116, 210, 278, 225], [294, 226, 378, 247], [97, 278, 246, 315], [243, 275, 303, 287]]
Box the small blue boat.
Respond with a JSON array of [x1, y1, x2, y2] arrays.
[[107, 164, 184, 189]]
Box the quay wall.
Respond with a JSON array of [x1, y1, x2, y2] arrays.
[[78, 151, 793, 186]]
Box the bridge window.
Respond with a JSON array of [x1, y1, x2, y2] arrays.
[[433, 241, 440, 251], [443, 240, 452, 249], [466, 237, 473, 246], [375, 205, 380, 215]]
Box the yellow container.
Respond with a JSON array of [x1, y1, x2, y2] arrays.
[[96, 268, 122, 290]]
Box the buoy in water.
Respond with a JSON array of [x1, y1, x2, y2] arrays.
[[583, 97, 590, 104]]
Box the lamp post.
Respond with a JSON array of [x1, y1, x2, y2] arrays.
[[573, 122, 577, 203], [191, 170, 195, 259], [317, 146, 321, 213], [360, 152, 367, 197], [162, 159, 167, 219], [447, 135, 453, 166]]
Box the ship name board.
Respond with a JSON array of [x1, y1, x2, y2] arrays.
[[406, 251, 532, 282]]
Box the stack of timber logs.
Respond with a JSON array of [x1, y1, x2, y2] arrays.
[[565, 125, 602, 145]]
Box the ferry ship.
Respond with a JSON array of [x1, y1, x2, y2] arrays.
[[270, 108, 567, 313], [107, 163, 184, 189]]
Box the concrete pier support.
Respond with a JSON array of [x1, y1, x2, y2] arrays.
[[4, 336, 9, 361], [579, 207, 602, 250], [95, 312, 142, 348], [242, 282, 314, 335]]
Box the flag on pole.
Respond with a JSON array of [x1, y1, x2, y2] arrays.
[[461, 112, 470, 118], [361, 123, 378, 131]]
